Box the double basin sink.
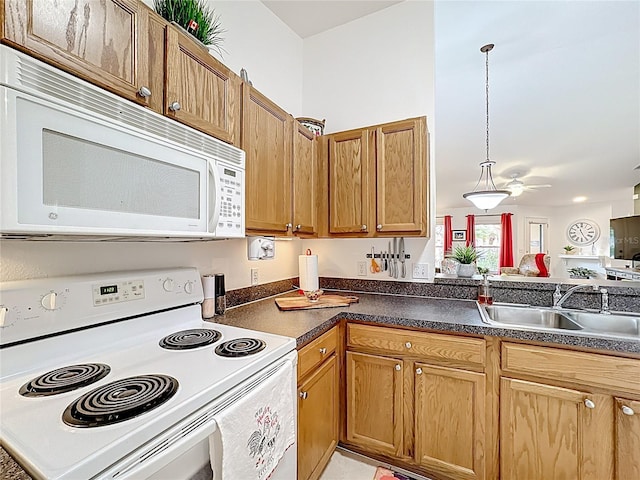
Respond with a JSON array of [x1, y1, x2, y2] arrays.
[[478, 304, 640, 339]]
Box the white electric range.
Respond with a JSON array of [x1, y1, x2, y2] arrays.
[[0, 268, 297, 480]]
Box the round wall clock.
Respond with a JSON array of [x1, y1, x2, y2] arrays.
[[566, 219, 600, 246]]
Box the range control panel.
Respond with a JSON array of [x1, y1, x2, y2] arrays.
[[92, 279, 145, 306], [214, 161, 244, 238], [0, 268, 203, 346]]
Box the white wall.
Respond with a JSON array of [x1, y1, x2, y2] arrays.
[[302, 0, 437, 281]]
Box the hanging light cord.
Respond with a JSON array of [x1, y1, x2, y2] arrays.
[[485, 46, 490, 163]]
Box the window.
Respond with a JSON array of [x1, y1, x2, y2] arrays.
[[475, 223, 501, 273]]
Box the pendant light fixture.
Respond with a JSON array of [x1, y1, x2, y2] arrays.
[[463, 43, 511, 211]]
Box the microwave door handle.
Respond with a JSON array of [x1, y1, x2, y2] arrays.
[[208, 161, 221, 234]]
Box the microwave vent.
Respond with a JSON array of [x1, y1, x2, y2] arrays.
[[13, 53, 243, 167]]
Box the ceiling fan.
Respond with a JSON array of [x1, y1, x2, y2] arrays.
[[503, 174, 551, 197]]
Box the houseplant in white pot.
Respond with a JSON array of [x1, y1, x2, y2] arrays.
[[452, 245, 482, 278]]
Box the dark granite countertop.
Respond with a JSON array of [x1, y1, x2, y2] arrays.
[[1, 448, 31, 480], [213, 290, 640, 354]]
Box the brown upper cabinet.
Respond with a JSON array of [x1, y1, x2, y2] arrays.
[[2, 1, 241, 145], [292, 122, 318, 236], [2, 0, 152, 107], [322, 117, 429, 237], [242, 83, 293, 235], [164, 24, 241, 144], [242, 84, 319, 237]]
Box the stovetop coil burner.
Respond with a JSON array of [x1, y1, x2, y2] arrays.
[[62, 374, 178, 428], [159, 328, 221, 350], [19, 363, 111, 397], [214, 338, 266, 358]]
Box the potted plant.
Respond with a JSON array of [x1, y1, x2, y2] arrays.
[[452, 245, 482, 278], [568, 267, 597, 279], [563, 245, 577, 255], [154, 0, 225, 55]]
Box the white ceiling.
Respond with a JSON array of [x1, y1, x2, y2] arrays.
[[263, 1, 640, 211], [262, 0, 403, 38]]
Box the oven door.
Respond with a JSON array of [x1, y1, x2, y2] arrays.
[[0, 86, 210, 237], [95, 351, 298, 480]]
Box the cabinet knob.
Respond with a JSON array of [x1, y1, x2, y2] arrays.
[[405, 341, 412, 349], [319, 347, 327, 355], [361, 225, 367, 231], [584, 399, 596, 409], [622, 405, 635, 416], [395, 364, 401, 371], [295, 224, 301, 231], [137, 86, 152, 98], [299, 391, 308, 400], [285, 223, 292, 230], [415, 367, 423, 375], [169, 101, 181, 112], [376, 224, 383, 231]]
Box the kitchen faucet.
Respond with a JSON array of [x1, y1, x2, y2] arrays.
[[600, 288, 610, 314], [553, 284, 599, 309]]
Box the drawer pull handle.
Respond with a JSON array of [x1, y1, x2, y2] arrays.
[[584, 399, 596, 409], [622, 405, 635, 416], [299, 391, 308, 400], [319, 347, 327, 355], [405, 342, 412, 349], [415, 367, 423, 375], [395, 364, 401, 371]]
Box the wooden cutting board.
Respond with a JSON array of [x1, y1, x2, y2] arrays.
[[275, 294, 359, 311]]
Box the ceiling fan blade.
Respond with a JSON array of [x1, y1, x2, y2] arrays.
[[526, 184, 552, 189]]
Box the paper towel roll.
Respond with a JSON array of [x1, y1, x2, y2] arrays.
[[299, 254, 319, 292], [202, 274, 216, 299]]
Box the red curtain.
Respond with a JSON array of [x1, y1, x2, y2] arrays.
[[500, 213, 514, 268], [465, 215, 475, 247], [444, 215, 453, 254]]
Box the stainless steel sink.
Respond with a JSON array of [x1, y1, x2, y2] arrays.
[[481, 305, 582, 330], [563, 311, 640, 337], [478, 303, 640, 339]]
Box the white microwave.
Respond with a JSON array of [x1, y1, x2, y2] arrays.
[[0, 45, 245, 240]]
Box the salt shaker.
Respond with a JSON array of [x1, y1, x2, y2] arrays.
[[201, 274, 215, 319], [214, 273, 226, 315]]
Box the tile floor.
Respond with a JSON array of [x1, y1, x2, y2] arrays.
[[318, 450, 432, 480], [318, 450, 377, 480]]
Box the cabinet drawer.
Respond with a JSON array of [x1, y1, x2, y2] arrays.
[[502, 343, 640, 395], [347, 324, 485, 368], [298, 327, 338, 380]]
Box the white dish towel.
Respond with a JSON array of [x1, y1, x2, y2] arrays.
[[209, 359, 295, 480]]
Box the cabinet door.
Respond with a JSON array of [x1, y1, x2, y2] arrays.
[[375, 118, 427, 234], [3, 0, 151, 106], [501, 378, 613, 480], [242, 84, 293, 234], [298, 355, 338, 480], [616, 397, 640, 479], [328, 129, 374, 235], [346, 351, 403, 456], [292, 122, 317, 236], [414, 364, 485, 480], [165, 25, 241, 144]]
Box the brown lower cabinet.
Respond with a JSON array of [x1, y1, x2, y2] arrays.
[[297, 328, 339, 480], [344, 324, 488, 480]]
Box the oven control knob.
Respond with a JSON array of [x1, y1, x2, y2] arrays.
[[41, 292, 59, 310], [184, 281, 194, 294], [0, 307, 8, 327], [163, 278, 175, 292]]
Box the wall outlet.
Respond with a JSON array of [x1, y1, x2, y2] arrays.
[[412, 263, 429, 279], [357, 261, 367, 276], [250, 268, 259, 285]]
